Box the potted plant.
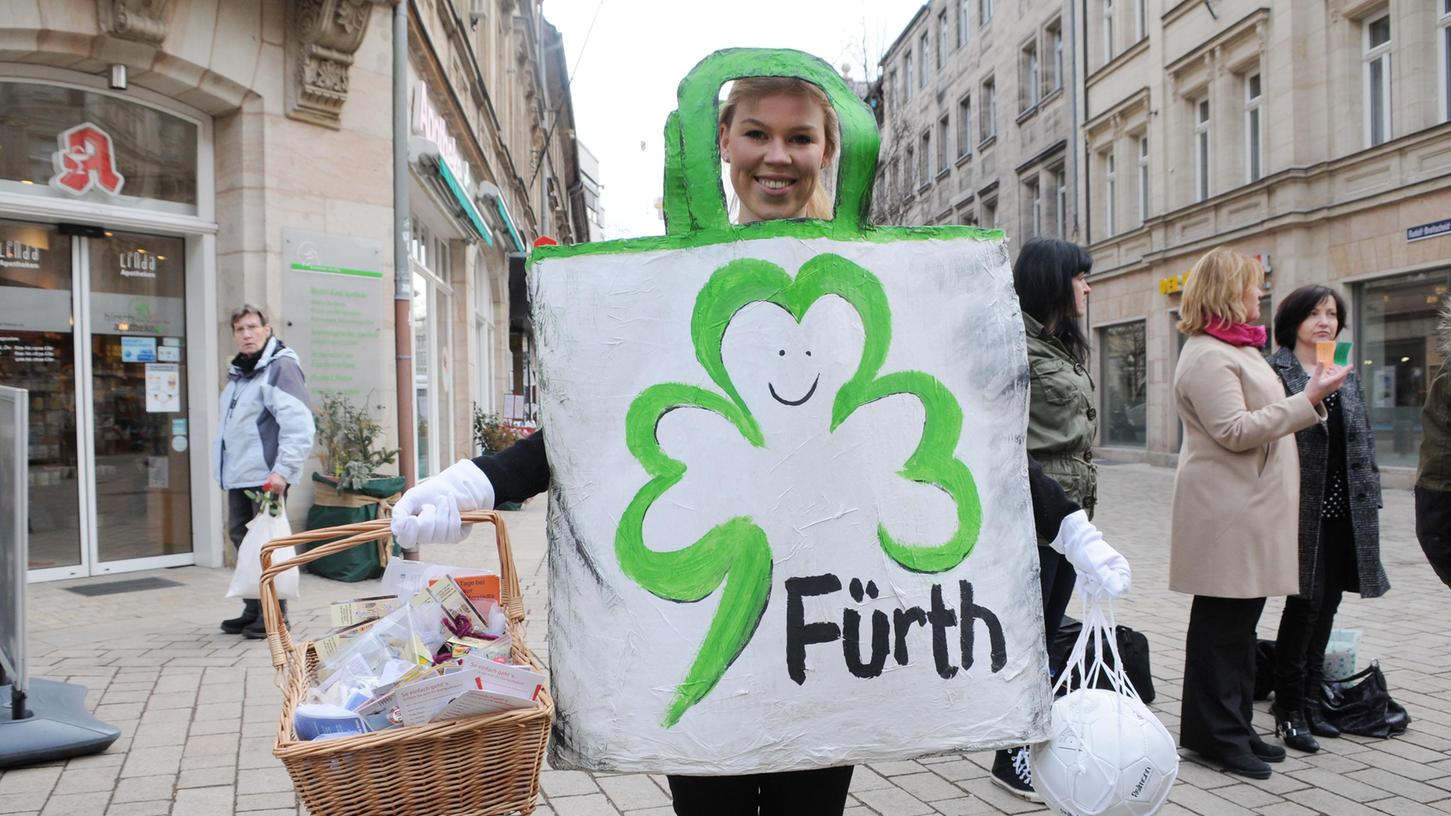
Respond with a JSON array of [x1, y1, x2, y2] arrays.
[[304, 392, 403, 581]]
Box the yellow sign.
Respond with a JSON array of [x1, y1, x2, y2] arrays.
[[1159, 271, 1189, 295]]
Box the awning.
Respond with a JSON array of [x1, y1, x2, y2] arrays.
[[429, 155, 492, 246], [475, 181, 525, 253]]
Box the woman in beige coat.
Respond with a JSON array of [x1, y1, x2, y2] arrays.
[[1170, 248, 1349, 781]]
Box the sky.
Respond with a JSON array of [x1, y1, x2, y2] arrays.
[[543, 0, 926, 239]]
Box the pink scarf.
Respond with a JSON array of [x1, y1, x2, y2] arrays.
[[1205, 318, 1267, 348]]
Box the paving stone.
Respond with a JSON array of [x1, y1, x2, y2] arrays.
[[234, 791, 298, 811], [869, 759, 928, 777], [168, 785, 234, 816], [236, 767, 293, 795], [36, 792, 111, 815], [103, 802, 170, 816], [852, 786, 937, 815], [891, 772, 966, 802], [0, 766, 62, 796], [1348, 767, 1449, 803], [596, 774, 670, 810], [120, 746, 184, 779], [542, 770, 601, 798], [49, 765, 120, 795], [176, 767, 236, 789], [549, 793, 622, 816], [111, 774, 176, 803]]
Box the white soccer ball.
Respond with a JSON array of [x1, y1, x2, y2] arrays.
[[1030, 688, 1179, 816]]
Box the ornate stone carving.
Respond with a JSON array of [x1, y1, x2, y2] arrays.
[[97, 0, 172, 46], [285, 0, 379, 129]]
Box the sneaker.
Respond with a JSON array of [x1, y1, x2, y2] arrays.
[[991, 746, 1043, 803]]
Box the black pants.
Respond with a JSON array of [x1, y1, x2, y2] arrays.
[[666, 767, 853, 816], [1274, 515, 1352, 713], [1039, 546, 1076, 646], [1179, 595, 1266, 759], [227, 486, 289, 551]]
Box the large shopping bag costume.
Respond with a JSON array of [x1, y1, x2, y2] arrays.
[[529, 49, 1050, 774]]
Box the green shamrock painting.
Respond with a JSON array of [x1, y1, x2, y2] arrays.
[[615, 253, 983, 726]]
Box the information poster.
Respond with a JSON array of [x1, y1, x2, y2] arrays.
[[121, 336, 157, 363], [282, 229, 385, 404], [145, 363, 179, 412]]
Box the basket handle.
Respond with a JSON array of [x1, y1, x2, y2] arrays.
[[257, 510, 520, 673]]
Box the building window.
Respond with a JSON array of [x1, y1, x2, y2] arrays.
[[981, 75, 997, 143], [939, 11, 949, 68], [920, 32, 930, 88], [1136, 135, 1149, 224], [981, 195, 997, 228], [1021, 40, 1041, 111], [1441, 0, 1451, 122], [1101, 321, 1148, 447], [1047, 18, 1064, 92], [937, 115, 950, 173], [904, 54, 913, 101], [957, 95, 972, 158], [980, 0, 993, 26], [1194, 96, 1211, 202], [1364, 13, 1392, 147], [1027, 177, 1038, 238], [919, 131, 931, 186], [1356, 271, 1451, 467], [906, 145, 917, 190], [959, 0, 970, 48], [473, 250, 497, 416], [1134, 0, 1147, 42], [1052, 165, 1067, 237], [1103, 150, 1116, 239], [1245, 72, 1263, 182], [1103, 0, 1115, 64], [888, 69, 899, 116]]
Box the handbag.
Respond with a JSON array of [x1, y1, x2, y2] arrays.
[[227, 497, 299, 601], [1320, 661, 1410, 738], [1049, 616, 1156, 703]]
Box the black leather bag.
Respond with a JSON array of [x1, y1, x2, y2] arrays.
[[1049, 617, 1156, 703], [1321, 662, 1410, 738]]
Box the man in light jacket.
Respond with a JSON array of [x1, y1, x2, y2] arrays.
[[214, 304, 314, 638]]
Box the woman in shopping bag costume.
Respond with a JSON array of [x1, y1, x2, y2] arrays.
[[392, 51, 1130, 816]]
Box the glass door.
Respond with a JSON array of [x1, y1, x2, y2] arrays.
[[1, 219, 194, 579], [86, 230, 191, 566], [0, 220, 82, 577]]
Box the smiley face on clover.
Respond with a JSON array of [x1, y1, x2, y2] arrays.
[[614, 252, 983, 728]]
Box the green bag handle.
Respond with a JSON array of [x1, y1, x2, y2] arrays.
[[663, 48, 880, 237]]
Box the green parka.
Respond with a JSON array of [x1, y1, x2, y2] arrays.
[[1024, 313, 1098, 533]]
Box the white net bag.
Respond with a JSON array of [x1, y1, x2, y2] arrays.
[[1030, 596, 1178, 816]]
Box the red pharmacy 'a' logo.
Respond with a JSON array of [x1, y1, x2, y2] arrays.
[[50, 123, 125, 197]]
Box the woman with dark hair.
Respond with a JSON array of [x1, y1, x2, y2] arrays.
[[1267, 284, 1388, 753], [991, 238, 1097, 801]]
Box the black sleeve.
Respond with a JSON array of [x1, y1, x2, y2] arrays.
[[471, 429, 551, 505], [1027, 455, 1081, 543]]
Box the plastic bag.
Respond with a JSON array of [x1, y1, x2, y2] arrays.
[[227, 496, 299, 601], [1031, 597, 1178, 816]]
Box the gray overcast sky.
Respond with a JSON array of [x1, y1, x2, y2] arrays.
[[544, 0, 926, 239]]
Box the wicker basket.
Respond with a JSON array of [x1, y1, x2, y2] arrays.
[[258, 511, 551, 816]]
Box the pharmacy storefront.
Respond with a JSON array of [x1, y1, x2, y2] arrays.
[[0, 74, 215, 581]]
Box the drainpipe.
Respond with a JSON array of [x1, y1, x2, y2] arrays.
[[392, 0, 418, 557]]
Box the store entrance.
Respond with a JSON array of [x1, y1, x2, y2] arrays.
[[0, 219, 193, 580]]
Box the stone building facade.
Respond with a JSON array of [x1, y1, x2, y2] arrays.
[[874, 0, 1080, 246], [1080, 0, 1451, 485], [0, 0, 583, 581]]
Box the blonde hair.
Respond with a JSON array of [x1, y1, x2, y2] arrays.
[[1177, 247, 1265, 335], [718, 77, 838, 220]]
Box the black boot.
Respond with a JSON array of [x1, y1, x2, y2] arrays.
[[221, 599, 261, 634], [243, 600, 286, 640], [1305, 668, 1340, 738], [1272, 704, 1320, 753]]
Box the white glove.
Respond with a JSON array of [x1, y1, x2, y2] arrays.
[[1049, 510, 1132, 599], [391, 460, 495, 548]]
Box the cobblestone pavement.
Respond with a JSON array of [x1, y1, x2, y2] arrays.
[[2, 462, 1449, 815]]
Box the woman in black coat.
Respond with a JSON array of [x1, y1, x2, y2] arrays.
[[1267, 285, 1390, 753]]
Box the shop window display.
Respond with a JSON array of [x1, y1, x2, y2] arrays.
[[1101, 321, 1147, 447], [1357, 271, 1451, 468]]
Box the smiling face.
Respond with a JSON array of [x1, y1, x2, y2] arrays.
[[1296, 295, 1341, 349], [720, 297, 862, 427], [719, 92, 831, 223]]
